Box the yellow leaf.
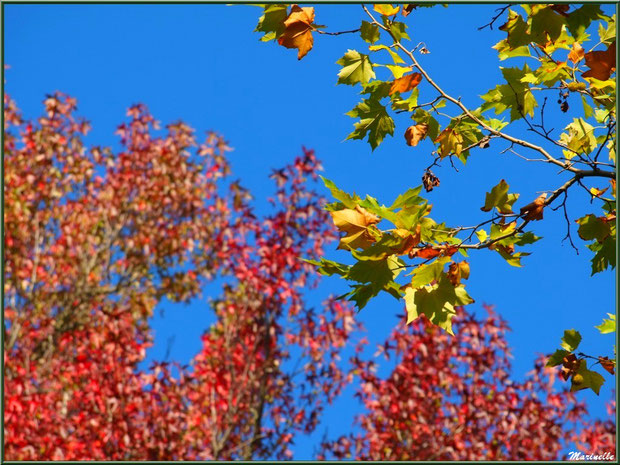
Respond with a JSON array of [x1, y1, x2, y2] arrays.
[[330, 206, 380, 250], [373, 4, 400, 16], [278, 5, 315, 60]]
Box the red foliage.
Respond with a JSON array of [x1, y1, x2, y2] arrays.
[[319, 308, 616, 461], [3, 92, 615, 460], [3, 92, 359, 460]]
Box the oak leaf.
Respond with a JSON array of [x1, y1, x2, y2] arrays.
[[389, 72, 422, 95], [404, 123, 428, 147], [519, 193, 547, 221], [278, 5, 316, 60], [582, 42, 616, 81]]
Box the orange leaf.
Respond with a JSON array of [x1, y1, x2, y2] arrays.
[[519, 193, 547, 221], [599, 357, 615, 375], [411, 245, 458, 259], [278, 5, 315, 60], [448, 261, 470, 286], [568, 42, 585, 64], [404, 123, 428, 147], [582, 42, 616, 81], [389, 73, 422, 95]]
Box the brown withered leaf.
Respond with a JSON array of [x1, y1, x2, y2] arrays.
[[599, 356, 615, 375], [560, 353, 580, 381], [568, 42, 585, 64], [278, 5, 316, 60], [402, 4, 416, 17], [582, 42, 616, 81], [519, 193, 547, 221], [422, 169, 440, 192], [331, 205, 380, 250], [389, 72, 422, 95], [448, 261, 470, 286], [404, 123, 429, 147], [410, 245, 458, 260]]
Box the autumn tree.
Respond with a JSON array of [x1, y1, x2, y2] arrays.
[[3, 92, 360, 460], [319, 308, 616, 460], [253, 3, 616, 394]]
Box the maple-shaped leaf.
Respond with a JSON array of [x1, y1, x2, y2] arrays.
[[337, 50, 376, 86], [434, 128, 463, 158], [346, 98, 395, 150], [559, 118, 598, 158], [595, 313, 616, 334], [405, 276, 473, 335], [255, 4, 288, 42], [331, 206, 380, 250], [404, 123, 428, 147], [546, 349, 571, 367], [519, 193, 547, 221], [278, 5, 316, 60], [360, 20, 380, 44], [571, 360, 605, 395], [568, 42, 585, 64], [481, 65, 538, 121], [560, 329, 582, 352], [481, 179, 519, 214], [577, 214, 611, 242], [582, 42, 616, 80]]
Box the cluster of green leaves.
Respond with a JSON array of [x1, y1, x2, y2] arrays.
[[308, 177, 544, 335], [253, 4, 616, 384], [546, 316, 616, 395]]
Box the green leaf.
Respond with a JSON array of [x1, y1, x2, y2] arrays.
[[596, 313, 616, 334], [515, 231, 542, 246], [360, 20, 380, 44], [348, 255, 401, 288], [529, 6, 566, 45], [337, 50, 376, 86], [481, 179, 519, 214], [481, 65, 538, 121], [388, 21, 410, 42], [410, 258, 451, 288], [390, 186, 423, 210], [581, 94, 594, 118], [321, 176, 360, 209], [368, 44, 405, 64], [577, 214, 611, 242], [546, 349, 570, 367], [589, 235, 616, 275], [346, 98, 395, 150], [597, 13, 616, 44], [362, 80, 392, 100], [561, 329, 582, 352], [255, 4, 288, 42], [571, 359, 605, 395], [559, 118, 598, 158], [566, 4, 605, 40], [305, 258, 351, 277]]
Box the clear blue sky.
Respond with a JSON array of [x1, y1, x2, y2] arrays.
[[4, 2, 616, 458]]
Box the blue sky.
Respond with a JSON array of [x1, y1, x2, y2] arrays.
[[4, 2, 616, 458]]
